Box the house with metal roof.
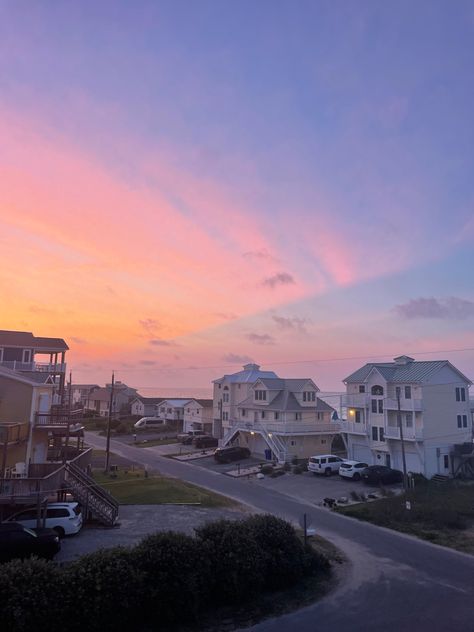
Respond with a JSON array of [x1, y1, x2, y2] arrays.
[[183, 399, 213, 434], [156, 398, 192, 426], [0, 330, 69, 406], [215, 368, 340, 462], [130, 396, 165, 418], [341, 355, 473, 478]]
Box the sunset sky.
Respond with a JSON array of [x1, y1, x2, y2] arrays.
[[1, 1, 473, 392]]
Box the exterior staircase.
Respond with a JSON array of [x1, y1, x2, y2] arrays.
[[431, 474, 450, 484], [65, 462, 119, 526], [221, 422, 288, 463]]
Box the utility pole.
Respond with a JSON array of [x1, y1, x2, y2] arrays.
[[105, 372, 115, 473], [396, 386, 408, 492]]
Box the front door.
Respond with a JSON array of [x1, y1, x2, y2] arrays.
[[385, 453, 391, 468]]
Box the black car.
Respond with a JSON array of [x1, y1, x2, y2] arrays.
[[193, 435, 218, 449], [361, 465, 403, 485], [0, 522, 61, 563], [214, 446, 251, 464]]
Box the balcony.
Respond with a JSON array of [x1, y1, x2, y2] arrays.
[[0, 361, 66, 373], [342, 393, 368, 408], [0, 422, 29, 445], [385, 398, 423, 412], [339, 420, 367, 435], [234, 419, 341, 436], [385, 426, 424, 441], [35, 409, 83, 428]]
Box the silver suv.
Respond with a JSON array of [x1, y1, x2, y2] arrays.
[[308, 454, 345, 476]]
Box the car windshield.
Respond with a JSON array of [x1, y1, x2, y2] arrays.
[[23, 527, 37, 537], [340, 463, 352, 469], [309, 458, 319, 464]]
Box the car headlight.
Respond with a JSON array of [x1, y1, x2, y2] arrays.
[[54, 536, 59, 543]]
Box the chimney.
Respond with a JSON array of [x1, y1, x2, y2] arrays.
[[393, 356, 415, 365]]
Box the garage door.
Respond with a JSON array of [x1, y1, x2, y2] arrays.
[[352, 444, 372, 463], [392, 449, 422, 474]]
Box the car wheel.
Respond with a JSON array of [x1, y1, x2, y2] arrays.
[[53, 526, 65, 538], [324, 468, 332, 476], [352, 473, 361, 481]]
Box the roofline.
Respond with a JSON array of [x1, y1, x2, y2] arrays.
[[0, 366, 55, 388]]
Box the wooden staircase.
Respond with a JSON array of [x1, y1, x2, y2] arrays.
[[431, 474, 450, 484], [65, 462, 119, 526]]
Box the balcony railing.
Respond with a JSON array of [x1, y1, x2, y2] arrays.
[[339, 420, 367, 435], [233, 419, 340, 435], [35, 410, 84, 427], [0, 361, 66, 373], [342, 393, 369, 408], [385, 426, 424, 441], [0, 422, 29, 444], [0, 448, 92, 502], [385, 398, 423, 411]]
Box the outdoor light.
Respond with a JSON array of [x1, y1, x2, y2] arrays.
[[349, 409, 355, 416], [250, 431, 255, 435], [268, 433, 273, 437]]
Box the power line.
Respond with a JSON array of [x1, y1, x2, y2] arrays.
[[70, 345, 474, 375]]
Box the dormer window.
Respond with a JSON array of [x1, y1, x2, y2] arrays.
[[255, 390, 267, 401], [371, 385, 384, 396], [302, 391, 316, 402], [358, 385, 365, 393]]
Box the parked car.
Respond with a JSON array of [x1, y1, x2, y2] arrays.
[[177, 430, 207, 444], [214, 446, 251, 463], [134, 417, 164, 429], [0, 523, 61, 563], [193, 435, 218, 449], [4, 502, 83, 537], [339, 460, 369, 481], [361, 465, 403, 485], [308, 454, 345, 476]]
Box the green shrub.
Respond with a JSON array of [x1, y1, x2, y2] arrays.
[[291, 456, 299, 465], [260, 464, 274, 475], [0, 557, 64, 632], [63, 547, 144, 632], [283, 462, 291, 471], [270, 469, 285, 478], [114, 422, 129, 435], [293, 465, 303, 474], [349, 490, 360, 501], [134, 532, 206, 625]]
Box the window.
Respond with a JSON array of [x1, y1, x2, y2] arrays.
[[371, 385, 384, 396], [274, 412, 279, 420], [379, 428, 385, 442], [371, 399, 377, 413], [371, 400, 383, 413], [261, 411, 265, 419], [290, 440, 296, 446], [303, 391, 316, 402], [187, 408, 190, 413], [295, 412, 302, 420], [317, 412, 322, 420], [223, 392, 229, 403], [242, 409, 246, 417], [372, 426, 378, 441], [321, 439, 326, 444], [222, 412, 229, 421], [443, 455, 449, 469], [405, 413, 413, 427], [255, 390, 267, 401], [404, 386, 411, 399], [455, 387, 466, 402], [355, 410, 361, 423], [378, 400, 383, 414], [457, 415, 468, 428], [359, 385, 365, 393]]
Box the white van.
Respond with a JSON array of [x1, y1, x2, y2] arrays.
[[308, 454, 345, 476], [134, 417, 164, 429], [5, 502, 83, 537]]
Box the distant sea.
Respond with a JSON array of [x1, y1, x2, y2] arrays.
[[134, 388, 344, 410], [135, 387, 213, 399]]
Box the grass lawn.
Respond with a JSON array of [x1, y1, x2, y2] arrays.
[[337, 481, 474, 554], [93, 468, 236, 507]]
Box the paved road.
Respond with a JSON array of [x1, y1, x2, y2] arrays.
[[86, 432, 474, 632]]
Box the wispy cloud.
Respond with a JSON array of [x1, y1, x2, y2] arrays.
[[394, 297, 474, 320], [247, 333, 275, 345], [214, 312, 238, 320], [149, 338, 178, 346], [70, 336, 87, 344], [261, 272, 295, 289], [222, 353, 254, 364], [139, 318, 161, 336], [272, 315, 309, 334], [243, 248, 278, 263]]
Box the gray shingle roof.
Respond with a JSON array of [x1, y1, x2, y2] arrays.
[[344, 359, 471, 384], [0, 330, 69, 351]]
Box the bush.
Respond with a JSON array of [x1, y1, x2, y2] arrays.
[[349, 490, 360, 501], [260, 464, 274, 475], [195, 519, 265, 604], [0, 557, 64, 632], [293, 465, 303, 474], [134, 532, 206, 625], [291, 456, 299, 465], [283, 462, 291, 471], [270, 469, 286, 478], [114, 422, 129, 435], [63, 547, 144, 632]]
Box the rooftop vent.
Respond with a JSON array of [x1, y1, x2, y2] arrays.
[[393, 356, 415, 365]]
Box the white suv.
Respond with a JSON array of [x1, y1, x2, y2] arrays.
[[4, 502, 83, 537], [308, 454, 345, 476], [134, 417, 163, 429], [339, 460, 368, 481]]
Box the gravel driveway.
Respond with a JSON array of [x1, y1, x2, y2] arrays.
[[56, 504, 250, 563]]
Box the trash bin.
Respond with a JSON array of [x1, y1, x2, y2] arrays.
[[264, 448, 272, 461]]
